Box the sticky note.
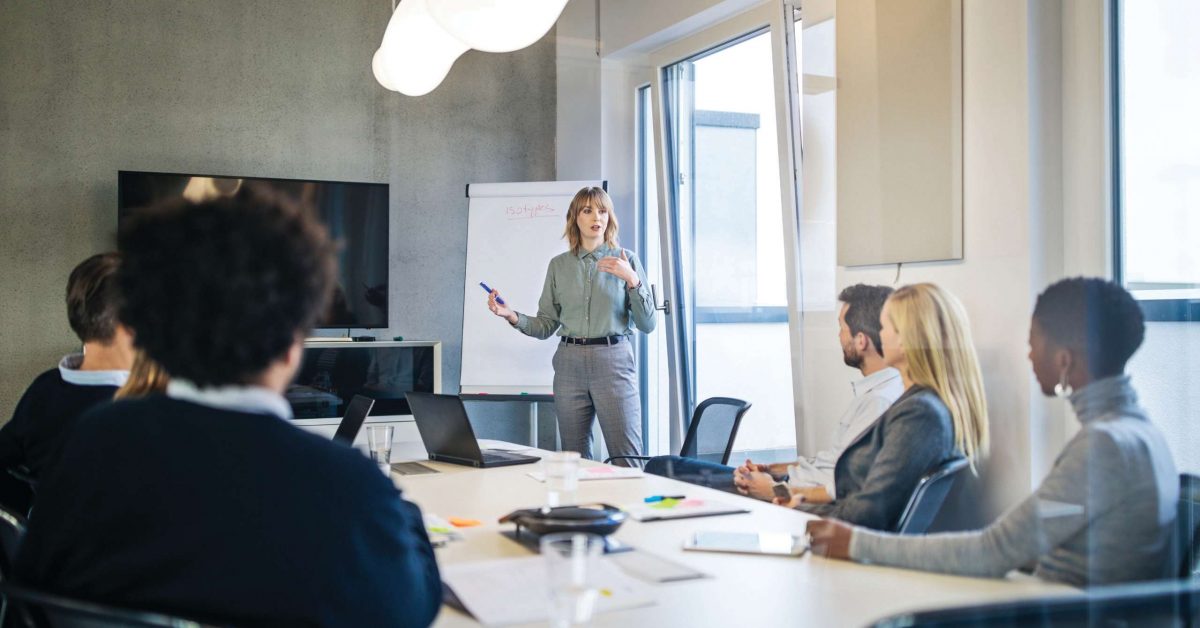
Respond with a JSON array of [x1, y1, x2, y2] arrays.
[[448, 517, 482, 527]]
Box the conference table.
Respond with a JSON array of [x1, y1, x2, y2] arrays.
[[388, 442, 1075, 627]]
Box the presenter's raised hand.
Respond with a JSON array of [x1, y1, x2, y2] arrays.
[[487, 290, 518, 325], [597, 250, 639, 289]]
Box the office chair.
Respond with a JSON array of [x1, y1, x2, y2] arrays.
[[0, 583, 216, 628], [894, 457, 970, 534], [3, 466, 37, 519], [870, 579, 1200, 628], [0, 501, 26, 581], [605, 397, 752, 466], [1179, 473, 1200, 579]]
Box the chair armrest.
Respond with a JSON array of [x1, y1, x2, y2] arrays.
[[7, 465, 36, 487]]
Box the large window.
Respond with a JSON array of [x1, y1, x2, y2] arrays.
[[1114, 0, 1200, 321]]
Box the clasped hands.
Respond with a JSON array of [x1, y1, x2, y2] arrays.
[[732, 458, 830, 506]]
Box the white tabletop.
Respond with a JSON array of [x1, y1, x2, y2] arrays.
[[390, 443, 1076, 627]]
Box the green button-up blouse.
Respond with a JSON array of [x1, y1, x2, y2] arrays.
[[514, 245, 657, 339]]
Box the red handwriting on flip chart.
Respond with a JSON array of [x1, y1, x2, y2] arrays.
[[505, 204, 560, 220]]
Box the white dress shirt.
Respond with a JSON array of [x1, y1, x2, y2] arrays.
[[787, 367, 904, 495], [58, 353, 129, 387], [166, 379, 293, 420]]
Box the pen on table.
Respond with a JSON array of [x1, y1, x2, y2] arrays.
[[479, 282, 505, 305], [644, 495, 686, 503]]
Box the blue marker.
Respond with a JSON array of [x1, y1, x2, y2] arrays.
[[479, 282, 505, 305]]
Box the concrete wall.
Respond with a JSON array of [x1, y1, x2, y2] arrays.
[[0, 0, 557, 435]]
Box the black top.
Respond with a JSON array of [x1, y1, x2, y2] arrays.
[[0, 368, 118, 477], [14, 396, 442, 628], [801, 386, 961, 532]]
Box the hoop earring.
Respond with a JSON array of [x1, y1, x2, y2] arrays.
[[1054, 369, 1073, 398]]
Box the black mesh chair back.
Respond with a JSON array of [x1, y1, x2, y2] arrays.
[[678, 398, 752, 466], [870, 579, 1200, 628], [0, 501, 26, 580], [895, 457, 969, 534], [1179, 473, 1200, 579], [0, 583, 215, 628]]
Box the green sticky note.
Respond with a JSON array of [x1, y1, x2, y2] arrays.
[[648, 498, 680, 509]]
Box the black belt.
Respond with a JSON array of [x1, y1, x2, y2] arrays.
[[561, 335, 625, 346]]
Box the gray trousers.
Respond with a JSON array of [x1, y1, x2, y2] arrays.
[[552, 340, 642, 466]]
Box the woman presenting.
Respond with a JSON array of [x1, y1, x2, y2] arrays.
[[487, 186, 656, 466]]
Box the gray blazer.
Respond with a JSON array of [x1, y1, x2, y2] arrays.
[[801, 386, 961, 531]]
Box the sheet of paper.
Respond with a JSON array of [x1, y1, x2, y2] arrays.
[[441, 555, 654, 626], [527, 466, 644, 482], [621, 498, 749, 522]]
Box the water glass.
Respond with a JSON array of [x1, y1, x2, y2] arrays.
[[543, 451, 580, 507], [541, 532, 603, 627], [367, 424, 394, 474]]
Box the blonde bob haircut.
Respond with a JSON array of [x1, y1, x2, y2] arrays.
[[885, 283, 990, 468], [564, 186, 620, 254]]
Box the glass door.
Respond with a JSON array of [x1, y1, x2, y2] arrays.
[[657, 24, 798, 460]]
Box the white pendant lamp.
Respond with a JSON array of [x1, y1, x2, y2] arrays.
[[427, 0, 569, 53], [373, 0, 469, 96]]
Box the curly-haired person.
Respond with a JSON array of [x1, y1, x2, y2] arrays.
[[14, 187, 441, 627]]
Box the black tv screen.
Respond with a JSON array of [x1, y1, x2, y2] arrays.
[[118, 170, 389, 329], [287, 344, 435, 419]]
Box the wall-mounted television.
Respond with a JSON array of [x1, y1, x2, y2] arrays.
[[287, 341, 440, 423], [118, 170, 390, 329]]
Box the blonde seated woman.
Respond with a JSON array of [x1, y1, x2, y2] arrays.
[[772, 283, 989, 533], [807, 278, 1178, 587]]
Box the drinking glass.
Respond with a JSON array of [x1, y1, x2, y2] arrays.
[[367, 424, 394, 474], [541, 532, 603, 627], [543, 451, 580, 507]]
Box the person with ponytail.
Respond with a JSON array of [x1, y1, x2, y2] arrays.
[[776, 283, 989, 533], [805, 278, 1177, 587]]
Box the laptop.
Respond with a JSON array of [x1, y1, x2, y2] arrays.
[[407, 392, 539, 468], [332, 395, 376, 445]]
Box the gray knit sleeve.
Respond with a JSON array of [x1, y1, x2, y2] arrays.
[[848, 428, 1120, 579]]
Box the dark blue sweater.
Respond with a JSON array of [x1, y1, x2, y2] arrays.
[[0, 368, 118, 477], [14, 396, 441, 627]]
